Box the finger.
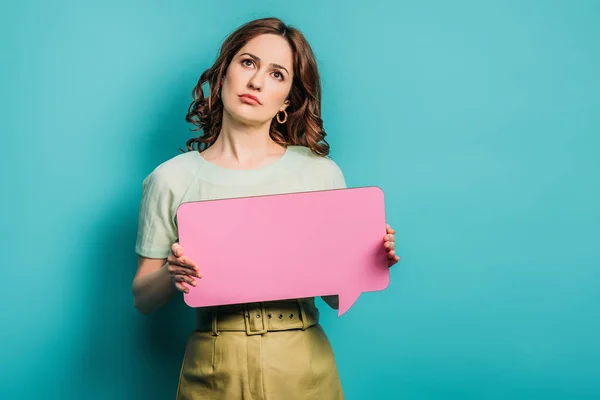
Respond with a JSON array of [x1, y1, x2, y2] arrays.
[[383, 234, 395, 242], [168, 264, 202, 278], [167, 250, 186, 266], [181, 256, 200, 271], [172, 273, 197, 287], [384, 241, 395, 250], [386, 224, 395, 234], [174, 255, 200, 271], [168, 255, 200, 274], [171, 242, 183, 258], [177, 274, 197, 286], [388, 250, 396, 259], [175, 282, 189, 293], [388, 255, 400, 267]]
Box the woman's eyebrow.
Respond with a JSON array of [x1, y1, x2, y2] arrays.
[[239, 52, 290, 75]]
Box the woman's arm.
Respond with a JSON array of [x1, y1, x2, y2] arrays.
[[132, 256, 177, 315]]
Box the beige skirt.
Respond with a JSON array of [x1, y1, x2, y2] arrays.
[[175, 299, 344, 400]]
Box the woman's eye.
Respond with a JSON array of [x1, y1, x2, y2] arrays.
[[273, 71, 283, 80], [242, 59, 254, 67]]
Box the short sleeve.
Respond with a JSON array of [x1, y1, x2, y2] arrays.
[[135, 170, 178, 259], [329, 160, 347, 189]]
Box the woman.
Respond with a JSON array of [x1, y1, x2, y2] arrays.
[[132, 17, 400, 400]]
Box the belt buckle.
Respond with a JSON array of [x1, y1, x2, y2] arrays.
[[244, 305, 268, 336]]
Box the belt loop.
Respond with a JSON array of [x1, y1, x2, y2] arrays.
[[297, 299, 308, 331], [244, 303, 268, 335], [211, 307, 220, 336]]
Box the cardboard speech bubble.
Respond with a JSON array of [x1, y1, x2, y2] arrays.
[[176, 186, 390, 316]]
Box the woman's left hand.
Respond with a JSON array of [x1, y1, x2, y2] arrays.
[[384, 224, 400, 267]]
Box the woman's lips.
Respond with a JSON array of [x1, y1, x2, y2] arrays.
[[239, 94, 261, 105]]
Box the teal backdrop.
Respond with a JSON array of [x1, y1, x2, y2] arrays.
[[2, 0, 599, 399]]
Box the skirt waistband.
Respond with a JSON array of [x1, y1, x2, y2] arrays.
[[195, 299, 319, 336]]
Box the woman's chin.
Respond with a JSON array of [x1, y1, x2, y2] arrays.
[[228, 109, 269, 127]]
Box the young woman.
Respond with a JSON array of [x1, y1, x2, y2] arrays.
[[132, 17, 400, 400]]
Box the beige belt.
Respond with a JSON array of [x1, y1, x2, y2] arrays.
[[195, 299, 319, 336]]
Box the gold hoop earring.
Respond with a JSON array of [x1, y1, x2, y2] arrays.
[[276, 110, 288, 124]]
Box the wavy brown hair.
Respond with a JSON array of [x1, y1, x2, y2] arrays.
[[184, 17, 330, 157]]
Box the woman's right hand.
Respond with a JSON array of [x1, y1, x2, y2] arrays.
[[167, 242, 202, 294]]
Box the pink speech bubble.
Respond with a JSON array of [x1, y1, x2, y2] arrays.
[[176, 186, 390, 316]]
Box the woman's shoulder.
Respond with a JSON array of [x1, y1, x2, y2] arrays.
[[142, 150, 202, 190], [287, 145, 345, 188], [288, 145, 342, 171], [289, 145, 344, 175]]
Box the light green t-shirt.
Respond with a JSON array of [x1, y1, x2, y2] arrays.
[[135, 145, 346, 259]]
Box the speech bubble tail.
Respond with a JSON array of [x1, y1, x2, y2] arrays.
[[337, 291, 361, 317]]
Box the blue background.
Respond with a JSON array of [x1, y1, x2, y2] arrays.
[[2, 0, 599, 399]]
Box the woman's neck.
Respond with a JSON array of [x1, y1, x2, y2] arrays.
[[201, 111, 286, 170]]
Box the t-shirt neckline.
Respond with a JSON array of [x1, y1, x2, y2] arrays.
[[194, 145, 298, 186]]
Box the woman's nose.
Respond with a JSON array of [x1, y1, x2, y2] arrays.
[[248, 73, 263, 91]]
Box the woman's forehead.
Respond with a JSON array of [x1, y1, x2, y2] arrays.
[[237, 34, 293, 70]]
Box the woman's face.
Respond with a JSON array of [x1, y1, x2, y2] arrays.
[[220, 33, 294, 127]]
